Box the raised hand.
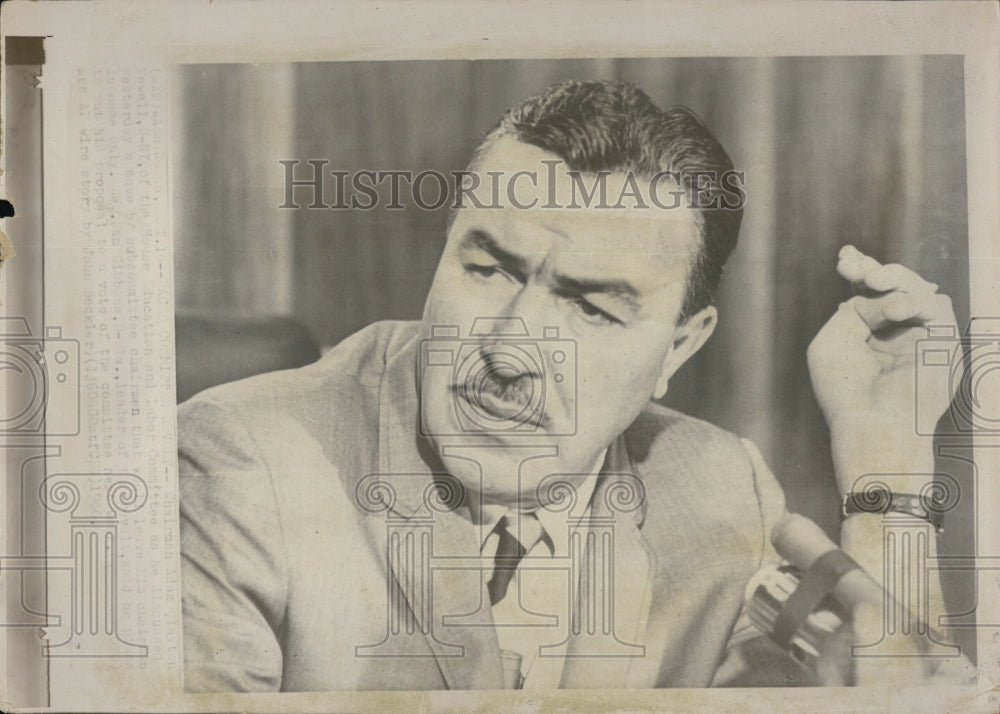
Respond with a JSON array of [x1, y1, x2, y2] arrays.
[[806, 245, 957, 491]]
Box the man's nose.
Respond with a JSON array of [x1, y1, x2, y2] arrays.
[[477, 344, 536, 382], [492, 282, 552, 337]]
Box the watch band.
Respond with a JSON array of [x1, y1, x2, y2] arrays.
[[842, 489, 944, 533]]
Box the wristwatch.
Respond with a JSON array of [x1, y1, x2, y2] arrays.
[[842, 489, 944, 533]]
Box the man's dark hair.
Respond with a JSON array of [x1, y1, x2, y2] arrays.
[[466, 79, 742, 323]]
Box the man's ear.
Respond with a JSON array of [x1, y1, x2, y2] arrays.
[[652, 305, 718, 400]]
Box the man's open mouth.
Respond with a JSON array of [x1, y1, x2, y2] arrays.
[[452, 379, 545, 428]]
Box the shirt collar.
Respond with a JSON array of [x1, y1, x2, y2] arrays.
[[535, 466, 601, 557], [470, 449, 607, 557]]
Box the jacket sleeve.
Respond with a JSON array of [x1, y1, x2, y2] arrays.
[[178, 396, 289, 692], [711, 438, 810, 687]]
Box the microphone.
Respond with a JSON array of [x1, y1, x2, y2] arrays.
[[769, 513, 885, 616], [750, 513, 961, 685], [745, 513, 885, 680]]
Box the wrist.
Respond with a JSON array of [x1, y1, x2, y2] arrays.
[[828, 417, 935, 493]]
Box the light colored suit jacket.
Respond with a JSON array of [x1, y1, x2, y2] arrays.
[[179, 320, 798, 691]]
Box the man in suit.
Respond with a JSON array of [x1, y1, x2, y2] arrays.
[[179, 80, 962, 691]]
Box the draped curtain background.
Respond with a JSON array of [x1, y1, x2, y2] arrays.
[[174, 57, 972, 651]]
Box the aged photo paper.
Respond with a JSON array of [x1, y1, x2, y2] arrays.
[[1, 1, 998, 712]]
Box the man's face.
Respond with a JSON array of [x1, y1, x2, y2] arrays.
[[419, 138, 716, 510]]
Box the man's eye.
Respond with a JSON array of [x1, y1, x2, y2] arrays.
[[570, 297, 621, 326], [465, 263, 507, 281]]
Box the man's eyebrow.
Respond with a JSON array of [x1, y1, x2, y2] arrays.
[[460, 229, 642, 311], [552, 273, 642, 311], [460, 229, 529, 275]]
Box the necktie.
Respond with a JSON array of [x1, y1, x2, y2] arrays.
[[488, 513, 544, 605]]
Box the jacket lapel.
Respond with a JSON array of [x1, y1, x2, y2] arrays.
[[372, 332, 504, 690], [560, 437, 656, 689]]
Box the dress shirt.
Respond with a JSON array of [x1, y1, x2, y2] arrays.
[[473, 452, 605, 688]]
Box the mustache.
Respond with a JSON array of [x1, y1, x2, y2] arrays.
[[449, 370, 548, 428]]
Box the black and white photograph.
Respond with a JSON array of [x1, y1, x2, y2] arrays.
[[1, 2, 998, 712], [173, 57, 977, 692]]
